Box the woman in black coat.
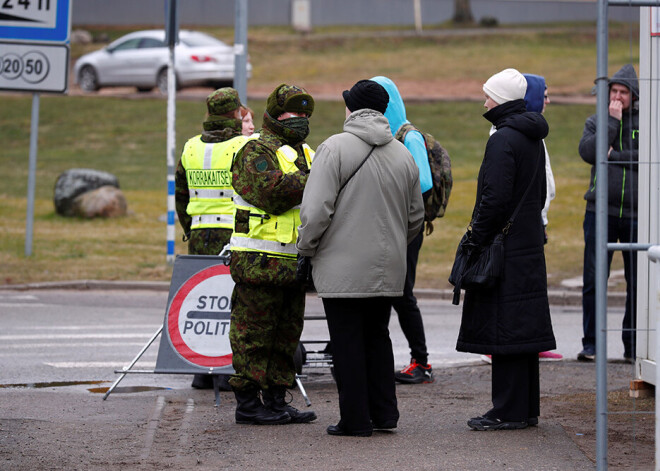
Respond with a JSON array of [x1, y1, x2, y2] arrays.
[[456, 68, 556, 431]]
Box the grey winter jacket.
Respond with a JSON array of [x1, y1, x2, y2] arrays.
[[296, 108, 424, 298], [578, 63, 639, 219]]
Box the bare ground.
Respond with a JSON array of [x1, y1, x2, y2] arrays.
[[0, 361, 653, 470]]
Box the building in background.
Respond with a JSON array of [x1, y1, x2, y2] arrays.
[[72, 0, 636, 28]]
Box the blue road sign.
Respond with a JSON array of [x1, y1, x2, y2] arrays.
[[0, 0, 71, 43]]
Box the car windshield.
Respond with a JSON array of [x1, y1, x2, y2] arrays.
[[180, 33, 225, 48]]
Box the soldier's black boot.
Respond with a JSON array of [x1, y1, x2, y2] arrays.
[[233, 387, 291, 425], [262, 386, 317, 424]]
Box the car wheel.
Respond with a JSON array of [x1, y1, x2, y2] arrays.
[[136, 86, 153, 93], [78, 65, 99, 92], [157, 68, 179, 95]]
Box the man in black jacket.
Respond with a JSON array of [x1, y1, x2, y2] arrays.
[[577, 64, 639, 363]]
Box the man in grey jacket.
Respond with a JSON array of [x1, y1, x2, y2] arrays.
[[297, 79, 424, 437]]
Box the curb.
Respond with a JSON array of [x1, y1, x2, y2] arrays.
[[0, 280, 170, 291], [0, 280, 627, 306], [415, 288, 625, 307]]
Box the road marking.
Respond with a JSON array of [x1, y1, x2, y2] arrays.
[[177, 398, 195, 463], [0, 333, 155, 340], [9, 325, 161, 331], [0, 342, 150, 349], [0, 303, 48, 308], [0, 295, 38, 300], [45, 361, 156, 368], [141, 396, 166, 460]]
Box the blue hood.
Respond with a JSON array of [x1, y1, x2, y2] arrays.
[[370, 76, 408, 136], [523, 74, 546, 113]]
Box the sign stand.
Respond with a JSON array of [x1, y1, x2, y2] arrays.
[[103, 254, 311, 407]]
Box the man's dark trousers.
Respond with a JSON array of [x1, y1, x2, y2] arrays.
[[582, 210, 638, 357]]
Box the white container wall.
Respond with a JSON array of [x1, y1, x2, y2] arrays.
[[636, 7, 660, 386]]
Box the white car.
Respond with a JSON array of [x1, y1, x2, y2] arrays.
[[74, 30, 251, 93]]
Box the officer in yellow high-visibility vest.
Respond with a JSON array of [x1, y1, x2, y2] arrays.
[[229, 84, 317, 425], [175, 87, 248, 390]]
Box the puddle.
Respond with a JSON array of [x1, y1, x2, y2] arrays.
[[0, 381, 171, 394], [89, 386, 171, 394], [0, 380, 108, 389]]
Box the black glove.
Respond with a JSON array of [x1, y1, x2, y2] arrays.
[[296, 254, 313, 284]]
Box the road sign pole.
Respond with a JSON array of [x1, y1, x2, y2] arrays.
[[165, 0, 178, 265], [234, 0, 248, 103], [2, 0, 71, 257], [24, 93, 40, 257]]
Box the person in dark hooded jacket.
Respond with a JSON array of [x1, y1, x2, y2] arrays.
[[577, 63, 639, 363], [457, 68, 556, 431]]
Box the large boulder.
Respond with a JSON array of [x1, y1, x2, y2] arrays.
[[54, 169, 124, 217], [71, 185, 128, 218]]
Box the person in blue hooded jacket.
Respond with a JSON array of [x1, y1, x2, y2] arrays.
[[371, 76, 434, 384], [523, 74, 561, 361], [523, 74, 555, 238]]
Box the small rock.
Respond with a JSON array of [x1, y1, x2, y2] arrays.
[[70, 30, 93, 44], [71, 186, 128, 219]]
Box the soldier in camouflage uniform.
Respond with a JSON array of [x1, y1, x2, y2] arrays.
[[229, 84, 317, 425], [175, 87, 247, 390]]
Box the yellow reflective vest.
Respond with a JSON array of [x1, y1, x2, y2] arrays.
[[181, 134, 249, 230], [231, 143, 314, 258]]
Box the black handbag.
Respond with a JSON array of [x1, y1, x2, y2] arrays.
[[449, 155, 540, 305]]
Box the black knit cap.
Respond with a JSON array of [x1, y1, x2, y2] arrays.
[[342, 79, 389, 114]]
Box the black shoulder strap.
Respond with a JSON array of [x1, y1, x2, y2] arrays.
[[338, 145, 377, 195], [503, 147, 542, 232], [470, 146, 542, 234]]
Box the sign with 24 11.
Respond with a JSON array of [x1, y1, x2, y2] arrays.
[[0, 0, 70, 42]]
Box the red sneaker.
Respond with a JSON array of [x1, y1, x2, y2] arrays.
[[394, 359, 433, 384]]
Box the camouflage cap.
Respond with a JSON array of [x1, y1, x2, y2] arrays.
[[266, 83, 314, 118], [206, 87, 242, 116]]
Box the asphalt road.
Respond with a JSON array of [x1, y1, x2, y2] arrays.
[[0, 288, 626, 387], [0, 288, 634, 470]]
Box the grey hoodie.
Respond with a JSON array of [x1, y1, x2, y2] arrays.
[[297, 109, 424, 298], [578, 63, 639, 218]]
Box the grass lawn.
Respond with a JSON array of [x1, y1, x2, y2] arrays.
[[0, 94, 595, 288], [1, 22, 640, 286]]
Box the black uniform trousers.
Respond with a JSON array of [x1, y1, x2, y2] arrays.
[[391, 225, 429, 365], [489, 353, 540, 422], [323, 297, 400, 434]]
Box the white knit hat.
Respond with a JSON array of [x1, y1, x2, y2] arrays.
[[483, 68, 527, 105]]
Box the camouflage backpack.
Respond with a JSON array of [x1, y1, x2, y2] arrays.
[[395, 123, 452, 235]]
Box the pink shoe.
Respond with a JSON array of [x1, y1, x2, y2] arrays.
[[539, 351, 563, 360]]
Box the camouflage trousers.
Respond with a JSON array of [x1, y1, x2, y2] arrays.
[[229, 282, 305, 391], [187, 228, 231, 255]]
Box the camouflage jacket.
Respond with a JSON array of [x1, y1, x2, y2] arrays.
[[230, 119, 310, 286], [175, 116, 243, 254]]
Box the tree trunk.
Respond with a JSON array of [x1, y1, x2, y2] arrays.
[[453, 0, 474, 24]]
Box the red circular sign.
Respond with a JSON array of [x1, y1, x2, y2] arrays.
[[167, 264, 234, 367]]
